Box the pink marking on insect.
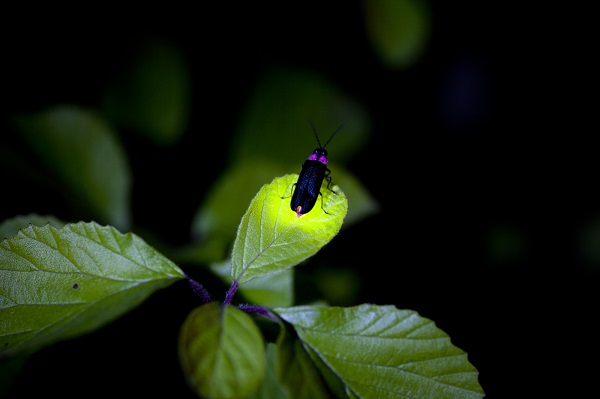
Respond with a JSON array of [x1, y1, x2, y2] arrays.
[[307, 152, 328, 164]]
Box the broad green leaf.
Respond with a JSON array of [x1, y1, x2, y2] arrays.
[[232, 174, 348, 284], [0, 214, 65, 240], [363, 0, 431, 69], [231, 66, 371, 166], [101, 38, 191, 145], [14, 105, 132, 230], [275, 304, 485, 399], [0, 222, 185, 358], [179, 303, 266, 399], [211, 259, 294, 307]]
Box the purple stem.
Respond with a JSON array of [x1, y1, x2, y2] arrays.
[[223, 280, 239, 305], [185, 275, 213, 303], [238, 304, 280, 323]]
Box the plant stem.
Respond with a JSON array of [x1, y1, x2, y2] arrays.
[[185, 275, 213, 303]]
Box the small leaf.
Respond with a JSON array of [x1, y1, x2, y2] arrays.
[[231, 175, 348, 284], [14, 105, 132, 230], [363, 0, 431, 69], [0, 222, 185, 358], [179, 303, 266, 399], [275, 304, 485, 399]]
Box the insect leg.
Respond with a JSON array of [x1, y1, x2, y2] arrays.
[[282, 182, 297, 199], [319, 191, 330, 214], [323, 168, 336, 194]]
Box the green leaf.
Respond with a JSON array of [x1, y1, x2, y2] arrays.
[[275, 304, 485, 399], [190, 162, 377, 265], [101, 38, 191, 145], [363, 0, 431, 69], [179, 302, 266, 399], [231, 67, 371, 166], [248, 343, 290, 399], [274, 323, 333, 398], [0, 222, 185, 358], [14, 105, 132, 230], [0, 214, 65, 240], [231, 174, 348, 284]]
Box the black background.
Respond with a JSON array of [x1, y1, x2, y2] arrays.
[[1, 2, 596, 398]]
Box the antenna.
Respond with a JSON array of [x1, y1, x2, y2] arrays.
[[323, 123, 344, 149], [307, 118, 344, 149]]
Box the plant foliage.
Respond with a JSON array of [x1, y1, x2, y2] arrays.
[[0, 16, 485, 396]]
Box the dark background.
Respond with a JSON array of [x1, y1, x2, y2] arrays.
[[2, 2, 595, 398]]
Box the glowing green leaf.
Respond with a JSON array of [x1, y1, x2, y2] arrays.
[[179, 303, 266, 399], [0, 222, 185, 358], [231, 174, 347, 284], [275, 304, 485, 399]]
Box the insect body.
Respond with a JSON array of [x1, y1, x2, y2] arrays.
[[290, 122, 342, 217]]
